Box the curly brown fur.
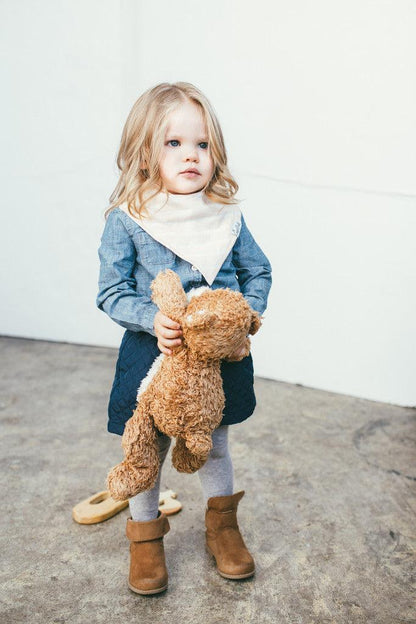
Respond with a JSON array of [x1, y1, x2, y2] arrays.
[[107, 269, 262, 500], [171, 437, 208, 473], [150, 269, 188, 324], [106, 400, 160, 500]]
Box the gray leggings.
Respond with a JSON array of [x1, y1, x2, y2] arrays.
[[128, 425, 233, 522]]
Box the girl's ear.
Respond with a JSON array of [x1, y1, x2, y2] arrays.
[[249, 311, 262, 335], [151, 270, 188, 323]]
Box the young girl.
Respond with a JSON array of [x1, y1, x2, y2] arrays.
[[97, 82, 272, 595]]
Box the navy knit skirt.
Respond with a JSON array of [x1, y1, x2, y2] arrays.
[[107, 329, 256, 436]]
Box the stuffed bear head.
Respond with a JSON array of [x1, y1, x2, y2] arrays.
[[151, 269, 261, 361]]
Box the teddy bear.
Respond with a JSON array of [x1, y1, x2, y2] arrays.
[[107, 269, 261, 501]]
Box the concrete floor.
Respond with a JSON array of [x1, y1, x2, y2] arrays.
[[0, 336, 415, 624]]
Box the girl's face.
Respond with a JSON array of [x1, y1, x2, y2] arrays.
[[158, 99, 214, 195]]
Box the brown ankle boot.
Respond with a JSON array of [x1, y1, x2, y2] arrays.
[[125, 511, 170, 594], [205, 490, 255, 579]]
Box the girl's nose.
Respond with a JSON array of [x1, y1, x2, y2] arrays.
[[184, 148, 199, 162]]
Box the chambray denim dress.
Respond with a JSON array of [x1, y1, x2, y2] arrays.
[[97, 207, 272, 436]]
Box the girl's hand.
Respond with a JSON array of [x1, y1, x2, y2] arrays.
[[154, 311, 183, 356]]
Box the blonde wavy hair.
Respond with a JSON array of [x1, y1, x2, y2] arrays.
[[105, 82, 239, 219]]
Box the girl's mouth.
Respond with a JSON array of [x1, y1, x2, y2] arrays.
[[180, 169, 200, 176]]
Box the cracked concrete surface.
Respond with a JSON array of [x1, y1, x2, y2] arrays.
[[0, 336, 415, 623]]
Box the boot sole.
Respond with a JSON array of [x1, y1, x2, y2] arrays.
[[218, 569, 255, 580], [206, 545, 255, 580], [128, 582, 168, 595]]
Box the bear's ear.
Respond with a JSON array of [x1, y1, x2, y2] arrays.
[[151, 270, 188, 323], [249, 310, 262, 335]]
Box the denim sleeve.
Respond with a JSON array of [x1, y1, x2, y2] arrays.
[[232, 215, 272, 316], [96, 210, 158, 335]]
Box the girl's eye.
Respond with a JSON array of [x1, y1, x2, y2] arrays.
[[167, 140, 180, 147], [199, 142, 208, 149]]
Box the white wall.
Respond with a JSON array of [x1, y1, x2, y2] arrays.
[[1, 0, 415, 406], [0, 0, 124, 344]]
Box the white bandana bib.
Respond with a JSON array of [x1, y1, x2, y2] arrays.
[[119, 190, 241, 285]]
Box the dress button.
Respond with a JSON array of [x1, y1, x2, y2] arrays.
[[191, 265, 198, 271]]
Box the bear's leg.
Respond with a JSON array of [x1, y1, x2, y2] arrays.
[[107, 401, 160, 501], [171, 437, 208, 473], [184, 431, 213, 457]]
